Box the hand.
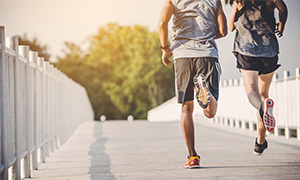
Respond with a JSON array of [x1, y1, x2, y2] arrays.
[[275, 22, 284, 38], [161, 48, 173, 66]]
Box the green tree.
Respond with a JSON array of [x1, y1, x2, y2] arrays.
[[55, 23, 175, 119], [54, 42, 122, 119], [16, 33, 51, 62]]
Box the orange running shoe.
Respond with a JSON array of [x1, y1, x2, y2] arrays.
[[194, 74, 210, 109], [184, 155, 200, 169]]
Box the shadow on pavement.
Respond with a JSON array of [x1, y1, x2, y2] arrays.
[[200, 164, 300, 169], [88, 121, 116, 180]]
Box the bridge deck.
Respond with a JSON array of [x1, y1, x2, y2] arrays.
[[28, 120, 300, 180]]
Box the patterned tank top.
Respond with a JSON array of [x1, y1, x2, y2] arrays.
[[233, 1, 279, 57]]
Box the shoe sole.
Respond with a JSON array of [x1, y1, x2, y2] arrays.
[[185, 165, 201, 169], [263, 98, 276, 132], [194, 75, 210, 109], [253, 150, 263, 156]]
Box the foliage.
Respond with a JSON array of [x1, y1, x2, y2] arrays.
[[55, 23, 175, 119], [16, 33, 51, 62]]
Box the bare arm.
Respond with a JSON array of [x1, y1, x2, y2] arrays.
[[158, 0, 173, 66], [273, 0, 288, 37], [215, 0, 228, 39], [229, 1, 238, 32]]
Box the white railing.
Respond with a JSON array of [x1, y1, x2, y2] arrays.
[[0, 26, 94, 180], [147, 69, 300, 141], [216, 69, 300, 139]]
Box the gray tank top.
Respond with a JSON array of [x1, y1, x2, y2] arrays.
[[233, 1, 279, 57], [171, 0, 219, 60]]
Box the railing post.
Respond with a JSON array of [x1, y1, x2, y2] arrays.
[[19, 45, 31, 178], [12, 36, 22, 180], [49, 64, 55, 153], [273, 73, 279, 137], [0, 26, 9, 180], [39, 57, 47, 163], [296, 68, 300, 140], [234, 79, 239, 129], [29, 51, 38, 170], [283, 71, 291, 139], [239, 77, 246, 130], [54, 68, 59, 149], [39, 57, 46, 163], [44, 62, 50, 158]]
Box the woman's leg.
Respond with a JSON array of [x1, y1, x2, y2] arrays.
[[256, 72, 275, 144], [258, 72, 274, 100], [241, 69, 266, 144], [240, 69, 262, 110]]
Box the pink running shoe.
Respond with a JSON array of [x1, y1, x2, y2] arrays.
[[262, 98, 276, 132]]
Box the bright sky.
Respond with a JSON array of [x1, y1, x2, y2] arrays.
[[1, 0, 300, 80]]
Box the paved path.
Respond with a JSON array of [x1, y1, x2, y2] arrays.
[[28, 120, 300, 180]]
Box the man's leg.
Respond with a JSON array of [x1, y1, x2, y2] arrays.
[[203, 96, 217, 118], [181, 100, 197, 157], [256, 72, 274, 144], [195, 58, 220, 118]]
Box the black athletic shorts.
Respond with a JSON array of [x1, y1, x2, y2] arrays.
[[235, 53, 281, 75], [174, 57, 221, 104]]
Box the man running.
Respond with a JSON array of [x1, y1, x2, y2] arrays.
[[158, 0, 227, 168]]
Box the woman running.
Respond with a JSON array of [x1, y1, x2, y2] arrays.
[[227, 0, 288, 155]]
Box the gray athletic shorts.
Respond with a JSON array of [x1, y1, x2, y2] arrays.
[[174, 57, 221, 104]]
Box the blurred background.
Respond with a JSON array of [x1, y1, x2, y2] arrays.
[[1, 0, 299, 120]]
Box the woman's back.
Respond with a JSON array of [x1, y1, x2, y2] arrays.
[[233, 0, 279, 57]]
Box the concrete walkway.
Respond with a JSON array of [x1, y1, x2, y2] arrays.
[[28, 120, 300, 180]]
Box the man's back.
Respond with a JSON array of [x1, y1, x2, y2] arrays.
[[171, 0, 219, 59]]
